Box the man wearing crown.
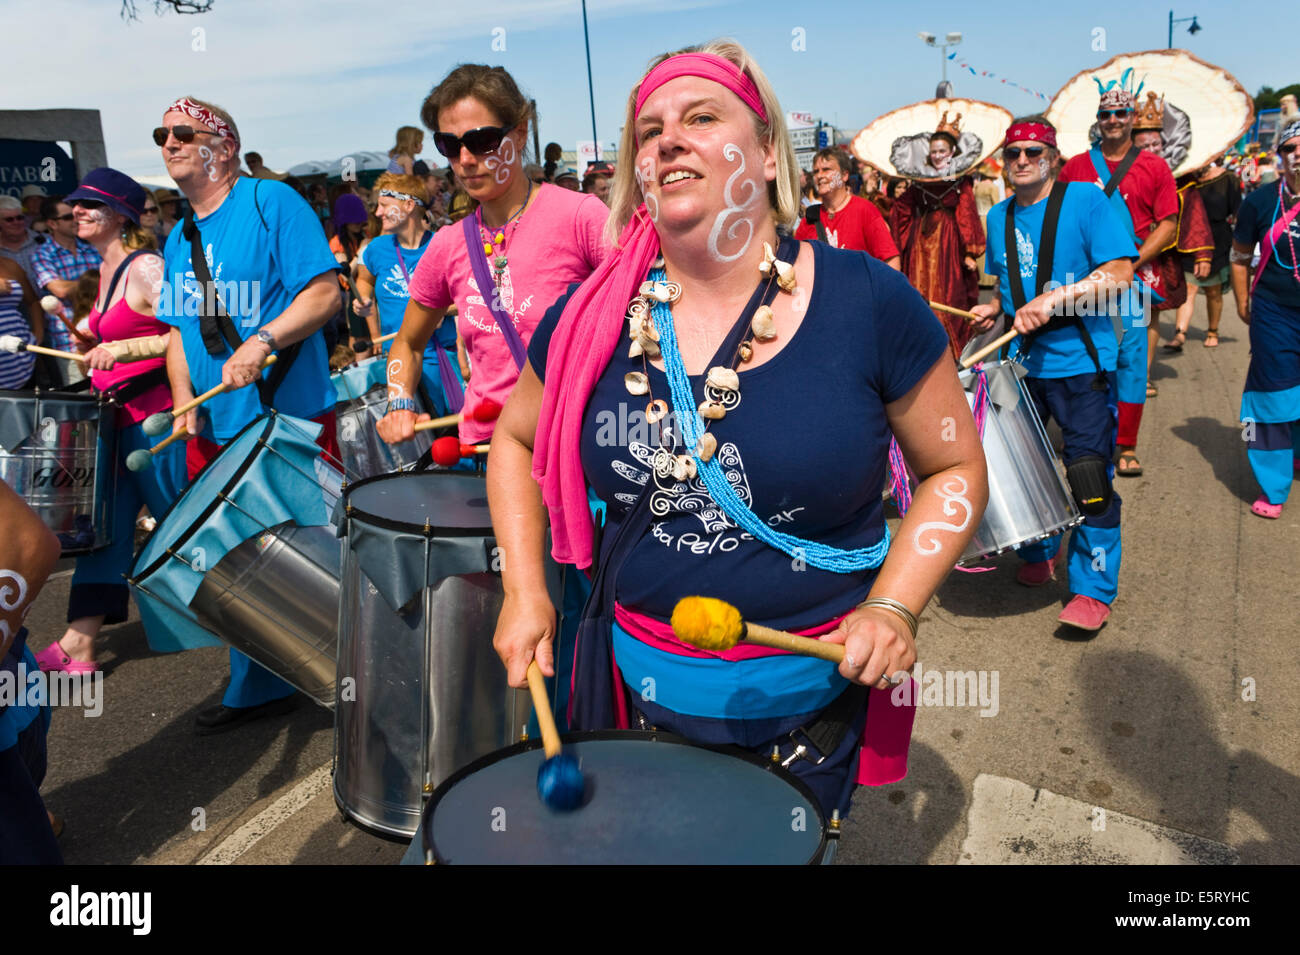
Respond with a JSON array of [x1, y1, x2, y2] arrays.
[[1060, 80, 1178, 477], [891, 111, 986, 360], [1129, 91, 1214, 362]]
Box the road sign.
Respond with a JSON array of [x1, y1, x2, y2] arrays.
[[790, 128, 817, 150]]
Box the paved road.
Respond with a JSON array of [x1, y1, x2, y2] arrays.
[[22, 294, 1299, 864]]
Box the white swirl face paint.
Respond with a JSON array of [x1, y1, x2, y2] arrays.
[[0, 568, 31, 646], [1036, 158, 1051, 181], [912, 475, 974, 555], [381, 204, 408, 228], [637, 156, 659, 222], [482, 137, 516, 186], [198, 144, 220, 182], [706, 143, 761, 262], [386, 358, 407, 400]]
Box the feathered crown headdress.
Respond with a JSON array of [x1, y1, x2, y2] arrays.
[[1094, 67, 1145, 110]]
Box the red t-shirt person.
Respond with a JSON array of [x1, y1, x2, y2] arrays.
[[1059, 149, 1179, 241], [794, 194, 900, 262]]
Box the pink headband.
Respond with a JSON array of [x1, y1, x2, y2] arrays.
[[1004, 122, 1057, 149], [634, 53, 768, 127], [165, 97, 239, 149]]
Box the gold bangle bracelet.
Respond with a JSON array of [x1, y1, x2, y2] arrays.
[[858, 597, 919, 641]]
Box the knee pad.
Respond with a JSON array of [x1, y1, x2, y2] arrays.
[[1066, 454, 1113, 517]]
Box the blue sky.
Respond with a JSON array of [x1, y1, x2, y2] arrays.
[[6, 0, 1287, 180]]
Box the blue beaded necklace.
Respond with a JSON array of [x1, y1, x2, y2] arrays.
[[646, 253, 891, 574]]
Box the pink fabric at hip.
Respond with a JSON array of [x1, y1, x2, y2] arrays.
[[613, 601, 916, 786], [87, 268, 172, 426]]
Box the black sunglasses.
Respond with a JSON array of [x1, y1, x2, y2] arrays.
[[1280, 143, 1298, 156], [71, 199, 105, 210], [142, 206, 159, 214], [152, 124, 222, 146], [1003, 146, 1046, 161], [49, 213, 76, 222], [1096, 109, 1134, 121], [432, 124, 514, 159]]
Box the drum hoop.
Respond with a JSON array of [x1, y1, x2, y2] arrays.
[[419, 728, 830, 865], [342, 470, 494, 538], [130, 413, 280, 584], [0, 387, 108, 405]]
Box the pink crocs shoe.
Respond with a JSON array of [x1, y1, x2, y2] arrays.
[[1057, 595, 1111, 632]]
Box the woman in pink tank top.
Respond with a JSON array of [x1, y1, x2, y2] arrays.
[[33, 168, 187, 676]]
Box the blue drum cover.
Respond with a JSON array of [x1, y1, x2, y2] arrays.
[[130, 413, 339, 653], [421, 733, 826, 865], [331, 356, 390, 405], [340, 472, 497, 613]]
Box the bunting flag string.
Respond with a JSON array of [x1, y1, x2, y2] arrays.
[[947, 51, 1050, 101]]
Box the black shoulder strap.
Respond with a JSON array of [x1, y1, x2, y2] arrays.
[[1103, 147, 1140, 198], [1004, 182, 1105, 380], [183, 200, 303, 409], [806, 203, 828, 243], [98, 249, 152, 314], [1005, 180, 1068, 309]]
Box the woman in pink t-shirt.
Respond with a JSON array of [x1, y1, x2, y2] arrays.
[[379, 64, 609, 446], [33, 168, 187, 675]]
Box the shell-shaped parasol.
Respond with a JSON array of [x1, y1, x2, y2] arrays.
[[1045, 49, 1254, 177], [850, 98, 1013, 183]]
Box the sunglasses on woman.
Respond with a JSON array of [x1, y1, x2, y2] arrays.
[[142, 206, 159, 215], [1003, 146, 1046, 161], [432, 124, 514, 159], [71, 199, 105, 210], [1096, 109, 1133, 121], [152, 124, 222, 146]]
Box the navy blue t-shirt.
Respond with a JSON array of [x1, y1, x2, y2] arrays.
[[1234, 185, 1300, 308], [529, 240, 950, 630]]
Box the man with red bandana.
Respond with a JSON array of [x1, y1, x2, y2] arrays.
[[1059, 84, 1177, 477]]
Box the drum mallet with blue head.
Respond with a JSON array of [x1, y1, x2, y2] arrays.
[[671, 596, 847, 662], [125, 427, 190, 472], [142, 354, 279, 436], [526, 660, 585, 811]]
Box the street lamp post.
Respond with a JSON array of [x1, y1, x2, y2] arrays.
[[918, 30, 962, 88], [1168, 10, 1202, 48], [581, 0, 599, 161]]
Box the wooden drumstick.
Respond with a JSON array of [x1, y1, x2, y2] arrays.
[[960, 328, 1019, 370], [526, 660, 584, 811], [929, 301, 982, 323], [142, 354, 279, 435], [0, 335, 86, 363], [410, 398, 503, 434], [125, 428, 189, 471], [671, 596, 845, 663]]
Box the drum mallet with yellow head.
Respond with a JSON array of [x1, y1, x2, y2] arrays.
[[141, 354, 279, 436], [671, 596, 847, 662], [526, 660, 585, 811]]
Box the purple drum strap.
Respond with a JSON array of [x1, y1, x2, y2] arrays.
[[461, 215, 527, 372], [887, 437, 913, 517]]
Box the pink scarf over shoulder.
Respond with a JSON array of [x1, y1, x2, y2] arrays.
[[532, 206, 661, 569]]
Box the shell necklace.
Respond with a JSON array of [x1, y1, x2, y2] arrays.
[[622, 239, 794, 482]]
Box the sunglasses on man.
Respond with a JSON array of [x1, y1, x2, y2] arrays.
[[1280, 143, 1298, 156], [48, 213, 76, 222], [0, 215, 25, 224], [1003, 146, 1046, 161], [1096, 109, 1134, 121], [432, 124, 515, 159], [152, 124, 223, 146]]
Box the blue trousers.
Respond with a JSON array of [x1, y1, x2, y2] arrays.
[[1241, 296, 1300, 504], [1115, 289, 1149, 406], [0, 635, 62, 864], [68, 421, 186, 624], [1016, 372, 1123, 605]]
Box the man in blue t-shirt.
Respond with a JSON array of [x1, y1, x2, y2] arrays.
[[354, 173, 463, 415], [1230, 118, 1300, 519], [970, 116, 1136, 633], [156, 96, 342, 733]]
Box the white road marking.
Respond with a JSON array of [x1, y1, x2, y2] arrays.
[[198, 763, 332, 865], [959, 773, 1238, 865]]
